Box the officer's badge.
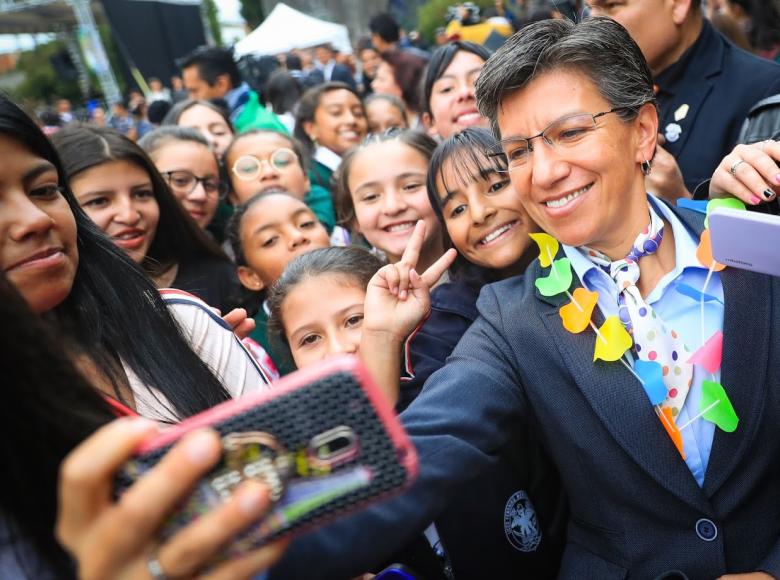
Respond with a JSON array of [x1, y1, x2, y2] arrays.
[[503, 490, 542, 552], [664, 122, 682, 143], [674, 104, 689, 122]]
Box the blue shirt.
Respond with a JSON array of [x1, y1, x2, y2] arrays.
[[563, 196, 723, 487]]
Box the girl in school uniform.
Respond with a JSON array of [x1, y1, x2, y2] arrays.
[[226, 192, 331, 374], [293, 82, 367, 195]]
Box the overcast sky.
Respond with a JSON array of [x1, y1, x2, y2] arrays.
[[0, 0, 246, 54]]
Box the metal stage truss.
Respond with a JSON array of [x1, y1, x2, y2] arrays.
[[0, 0, 121, 104]]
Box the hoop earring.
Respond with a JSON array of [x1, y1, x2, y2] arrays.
[[641, 158, 652, 176]]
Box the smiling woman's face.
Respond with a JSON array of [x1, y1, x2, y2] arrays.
[[0, 133, 79, 313], [70, 159, 159, 264], [496, 69, 656, 254]]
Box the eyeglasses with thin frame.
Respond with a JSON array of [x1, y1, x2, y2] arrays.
[[490, 107, 632, 173], [162, 170, 227, 198], [231, 148, 299, 181]]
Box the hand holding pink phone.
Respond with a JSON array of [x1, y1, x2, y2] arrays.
[[57, 418, 289, 580], [114, 355, 418, 568]]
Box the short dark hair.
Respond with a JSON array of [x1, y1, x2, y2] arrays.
[[147, 99, 172, 124], [334, 128, 437, 229], [421, 41, 491, 118], [286, 53, 302, 71], [475, 16, 656, 137], [369, 13, 400, 43], [178, 45, 242, 89]]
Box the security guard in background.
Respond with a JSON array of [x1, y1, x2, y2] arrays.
[[588, 0, 780, 200]]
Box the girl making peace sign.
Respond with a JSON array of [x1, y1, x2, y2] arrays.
[[267, 221, 455, 407]]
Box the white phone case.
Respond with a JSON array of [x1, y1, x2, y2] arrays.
[[709, 207, 780, 277]]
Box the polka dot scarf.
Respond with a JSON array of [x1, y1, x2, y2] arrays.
[[584, 204, 692, 417]]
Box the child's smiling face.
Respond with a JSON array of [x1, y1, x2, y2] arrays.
[[348, 141, 439, 263], [237, 194, 330, 291]]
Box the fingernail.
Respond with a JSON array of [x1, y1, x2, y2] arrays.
[[237, 482, 267, 515], [750, 195, 762, 205], [775, 173, 780, 185], [399, 290, 407, 300], [185, 430, 218, 465], [764, 188, 775, 199]]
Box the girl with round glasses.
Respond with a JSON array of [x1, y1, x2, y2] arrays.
[[139, 126, 226, 230], [224, 129, 341, 237], [52, 124, 244, 314]]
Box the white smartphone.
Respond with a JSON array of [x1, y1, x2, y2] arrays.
[[709, 207, 780, 277]]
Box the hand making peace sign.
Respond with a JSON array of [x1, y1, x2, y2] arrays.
[[363, 220, 457, 344]]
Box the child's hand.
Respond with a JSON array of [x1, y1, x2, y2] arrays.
[[363, 221, 456, 344], [56, 418, 288, 580]]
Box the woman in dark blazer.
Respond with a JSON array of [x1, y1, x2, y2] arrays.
[[270, 17, 780, 580]]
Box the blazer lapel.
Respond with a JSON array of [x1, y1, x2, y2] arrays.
[[702, 266, 771, 496], [671, 206, 772, 496], [532, 252, 707, 508]]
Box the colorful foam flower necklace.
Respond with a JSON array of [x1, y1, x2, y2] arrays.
[[530, 199, 743, 458]]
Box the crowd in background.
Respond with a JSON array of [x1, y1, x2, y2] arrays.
[[3, 1, 780, 579]]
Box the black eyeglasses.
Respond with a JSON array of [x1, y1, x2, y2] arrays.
[[491, 108, 632, 172], [162, 170, 228, 198]]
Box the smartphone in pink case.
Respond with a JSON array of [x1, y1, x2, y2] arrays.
[[116, 355, 417, 559]]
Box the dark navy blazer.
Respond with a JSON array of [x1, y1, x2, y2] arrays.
[[270, 205, 780, 579], [656, 20, 780, 194], [401, 280, 567, 579]]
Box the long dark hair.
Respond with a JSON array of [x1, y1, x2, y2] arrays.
[[51, 124, 228, 277], [426, 127, 509, 288], [1, 95, 230, 420], [0, 272, 113, 578]]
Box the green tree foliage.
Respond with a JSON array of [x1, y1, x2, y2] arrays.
[[417, 0, 497, 43], [203, 0, 224, 46], [239, 0, 265, 29], [10, 40, 82, 104]]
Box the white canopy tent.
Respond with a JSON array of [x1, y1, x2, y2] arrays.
[[234, 3, 352, 57]]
